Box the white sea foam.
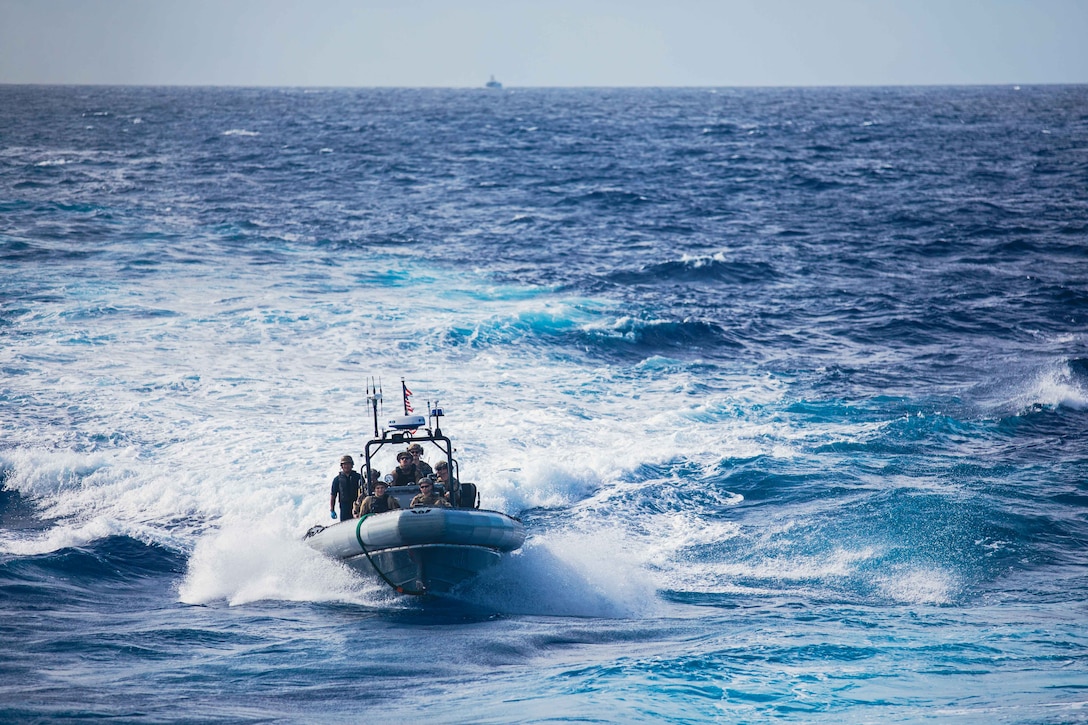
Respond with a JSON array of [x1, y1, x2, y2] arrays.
[[874, 565, 957, 605], [177, 525, 376, 606], [1025, 362, 1088, 410], [663, 546, 880, 594], [0, 516, 149, 556], [1, 252, 913, 606], [459, 527, 661, 617], [649, 513, 743, 553], [982, 358, 1088, 415]]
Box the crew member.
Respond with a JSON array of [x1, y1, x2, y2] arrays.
[[358, 480, 402, 515], [407, 443, 433, 477], [410, 477, 450, 508], [329, 455, 361, 521], [353, 469, 382, 517], [387, 450, 421, 486]]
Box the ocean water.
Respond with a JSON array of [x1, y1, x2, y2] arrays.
[[1, 84, 1087, 723]]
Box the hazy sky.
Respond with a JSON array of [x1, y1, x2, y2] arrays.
[[2, 0, 1086, 87]]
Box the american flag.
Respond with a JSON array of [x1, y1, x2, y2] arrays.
[[402, 380, 413, 414]]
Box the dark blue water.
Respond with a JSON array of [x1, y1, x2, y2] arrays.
[[2, 84, 1087, 723]]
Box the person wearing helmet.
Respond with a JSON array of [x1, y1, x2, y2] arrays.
[[387, 450, 421, 486], [357, 479, 402, 515], [410, 476, 450, 508], [352, 468, 382, 517], [407, 443, 433, 477], [329, 455, 361, 521]]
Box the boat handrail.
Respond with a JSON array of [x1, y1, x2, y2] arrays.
[[363, 430, 470, 506]]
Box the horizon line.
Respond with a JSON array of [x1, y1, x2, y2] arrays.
[[3, 81, 1084, 91]]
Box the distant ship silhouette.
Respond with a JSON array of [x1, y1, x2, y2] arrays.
[[485, 75, 502, 89]]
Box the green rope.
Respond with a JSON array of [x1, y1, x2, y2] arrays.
[[354, 514, 427, 596]]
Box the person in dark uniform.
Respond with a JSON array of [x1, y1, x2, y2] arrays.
[[329, 455, 361, 521], [387, 450, 421, 486], [358, 480, 402, 515]]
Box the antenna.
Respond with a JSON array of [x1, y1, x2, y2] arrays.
[[430, 400, 444, 437], [367, 377, 383, 438]]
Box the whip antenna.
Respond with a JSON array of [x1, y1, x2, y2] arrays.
[[367, 377, 382, 438]]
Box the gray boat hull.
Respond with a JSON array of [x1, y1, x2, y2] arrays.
[[305, 507, 524, 595]]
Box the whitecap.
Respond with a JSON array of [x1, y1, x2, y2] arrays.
[[874, 566, 957, 605], [1015, 361, 1088, 411], [177, 524, 379, 606]]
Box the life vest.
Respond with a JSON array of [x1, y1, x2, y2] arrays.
[[371, 494, 393, 513], [390, 465, 420, 486]]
